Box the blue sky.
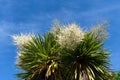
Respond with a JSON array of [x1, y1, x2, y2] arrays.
[[0, 0, 120, 80]]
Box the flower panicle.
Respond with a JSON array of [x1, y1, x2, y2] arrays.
[[12, 33, 35, 47], [56, 23, 84, 50]]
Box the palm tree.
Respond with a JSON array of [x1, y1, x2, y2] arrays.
[[13, 22, 111, 80], [62, 33, 111, 80], [15, 33, 62, 80]]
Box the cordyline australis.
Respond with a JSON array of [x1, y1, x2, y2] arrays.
[[13, 22, 112, 80]]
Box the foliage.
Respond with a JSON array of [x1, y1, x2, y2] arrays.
[[106, 71, 120, 80], [115, 71, 120, 80], [13, 22, 112, 80]]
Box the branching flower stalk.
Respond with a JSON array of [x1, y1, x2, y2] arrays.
[[91, 23, 108, 42]]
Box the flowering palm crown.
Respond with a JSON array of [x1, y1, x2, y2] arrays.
[[13, 22, 111, 80]]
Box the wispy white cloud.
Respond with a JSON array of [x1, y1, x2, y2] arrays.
[[0, 21, 50, 47], [30, 2, 120, 26]]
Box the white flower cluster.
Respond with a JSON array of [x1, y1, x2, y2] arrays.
[[57, 23, 84, 50], [91, 24, 107, 41], [12, 33, 34, 47]]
